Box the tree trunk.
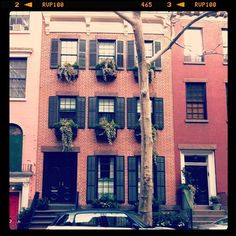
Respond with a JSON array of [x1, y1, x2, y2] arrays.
[[132, 12, 153, 226]]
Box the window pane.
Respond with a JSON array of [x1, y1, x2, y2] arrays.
[[98, 99, 114, 112], [9, 15, 29, 30], [9, 59, 27, 98], [59, 97, 76, 111], [98, 41, 115, 62], [184, 28, 203, 62], [61, 41, 77, 65], [145, 42, 153, 58], [74, 213, 102, 226]]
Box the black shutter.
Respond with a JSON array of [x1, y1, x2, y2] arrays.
[[76, 97, 86, 128], [50, 39, 60, 68], [87, 156, 98, 203], [115, 97, 125, 129], [48, 96, 58, 128], [127, 41, 135, 70], [78, 39, 86, 69], [116, 41, 124, 70], [89, 40, 97, 69], [115, 156, 124, 203], [127, 98, 138, 129], [88, 97, 98, 128], [153, 156, 165, 204], [128, 156, 138, 203], [153, 41, 161, 70], [152, 97, 164, 130]]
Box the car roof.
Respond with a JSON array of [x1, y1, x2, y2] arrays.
[[58, 208, 136, 214]]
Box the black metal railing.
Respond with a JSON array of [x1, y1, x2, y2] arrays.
[[17, 192, 39, 229]]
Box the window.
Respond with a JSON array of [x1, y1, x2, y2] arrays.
[[186, 83, 207, 120], [87, 156, 124, 203], [105, 213, 134, 228], [58, 97, 77, 122], [10, 124, 23, 172], [9, 12, 29, 31], [48, 96, 86, 129], [74, 213, 102, 227], [98, 98, 115, 122], [127, 97, 164, 130], [127, 40, 161, 70], [50, 39, 86, 69], [61, 40, 78, 65], [184, 28, 204, 63], [98, 41, 116, 63], [98, 157, 114, 199], [10, 58, 27, 98], [222, 29, 228, 63], [128, 156, 166, 204]]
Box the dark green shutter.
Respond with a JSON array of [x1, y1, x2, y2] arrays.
[[89, 40, 97, 69], [116, 41, 124, 70], [153, 156, 165, 204], [153, 41, 161, 70], [152, 97, 164, 130], [115, 156, 124, 203], [115, 97, 125, 129], [88, 97, 98, 128], [10, 134, 22, 172], [87, 156, 98, 203], [128, 156, 138, 203], [76, 97, 85, 128], [48, 96, 58, 128], [50, 39, 60, 68], [127, 98, 138, 129], [78, 39, 86, 69], [127, 41, 135, 70]]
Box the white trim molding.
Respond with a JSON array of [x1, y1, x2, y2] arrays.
[[180, 148, 217, 204]]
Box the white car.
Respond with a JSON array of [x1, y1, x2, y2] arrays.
[[197, 216, 228, 230], [46, 209, 175, 230]]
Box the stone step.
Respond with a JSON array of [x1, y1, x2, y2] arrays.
[[192, 210, 226, 215], [48, 203, 75, 210], [192, 215, 225, 221]]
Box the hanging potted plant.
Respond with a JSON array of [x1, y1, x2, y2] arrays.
[[132, 65, 155, 83], [95, 117, 119, 144], [57, 62, 79, 83], [53, 119, 79, 151], [95, 59, 118, 82]]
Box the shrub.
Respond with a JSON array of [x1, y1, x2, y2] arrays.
[[36, 197, 49, 210], [92, 194, 118, 209]]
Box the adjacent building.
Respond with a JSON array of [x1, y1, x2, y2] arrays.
[[172, 12, 228, 208], [9, 12, 42, 229]]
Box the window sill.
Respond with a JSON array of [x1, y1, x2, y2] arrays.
[[223, 62, 228, 66], [10, 30, 31, 35], [185, 119, 208, 123], [183, 61, 206, 65], [10, 98, 26, 102]]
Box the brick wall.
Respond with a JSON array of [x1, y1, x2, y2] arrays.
[[36, 20, 176, 206]]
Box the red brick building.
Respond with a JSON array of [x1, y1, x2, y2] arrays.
[[35, 12, 176, 208], [172, 13, 228, 208]]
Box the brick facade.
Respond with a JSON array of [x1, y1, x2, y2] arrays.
[[36, 12, 176, 207]]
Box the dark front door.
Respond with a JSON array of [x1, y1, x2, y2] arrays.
[[185, 166, 209, 205], [43, 152, 77, 203]]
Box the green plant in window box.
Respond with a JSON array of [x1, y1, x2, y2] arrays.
[[92, 194, 118, 209], [131, 65, 155, 83], [134, 123, 158, 143], [54, 119, 79, 152], [95, 117, 119, 144], [57, 62, 79, 83], [95, 59, 118, 82]]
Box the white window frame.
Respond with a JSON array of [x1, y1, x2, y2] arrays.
[[180, 149, 217, 204]]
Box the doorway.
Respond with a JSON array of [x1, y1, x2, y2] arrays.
[[43, 152, 77, 203]]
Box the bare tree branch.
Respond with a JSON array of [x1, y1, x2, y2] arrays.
[[147, 11, 216, 64], [114, 11, 135, 26]]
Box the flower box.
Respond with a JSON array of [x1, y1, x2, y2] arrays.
[[54, 126, 78, 141], [95, 127, 117, 143]]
